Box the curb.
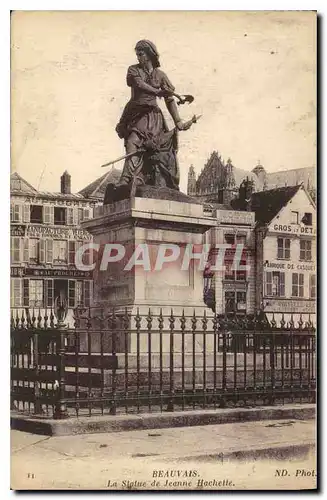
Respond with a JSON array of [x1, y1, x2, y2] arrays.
[[11, 404, 316, 436], [177, 441, 316, 463]]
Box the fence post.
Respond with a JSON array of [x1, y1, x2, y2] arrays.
[[167, 309, 175, 412], [269, 333, 276, 406], [53, 323, 68, 419], [53, 298, 69, 419], [33, 332, 42, 415]]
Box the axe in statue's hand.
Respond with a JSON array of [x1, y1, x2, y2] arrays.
[[175, 94, 194, 106], [158, 89, 194, 106]]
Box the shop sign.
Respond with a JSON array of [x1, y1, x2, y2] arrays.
[[25, 268, 92, 278], [263, 299, 316, 314], [11, 267, 25, 277], [26, 225, 91, 240], [217, 210, 254, 225], [269, 223, 315, 235], [11, 225, 26, 237], [264, 261, 316, 272]]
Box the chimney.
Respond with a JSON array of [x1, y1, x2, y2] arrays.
[[61, 170, 71, 194]]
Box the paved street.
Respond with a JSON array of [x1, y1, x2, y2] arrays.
[[11, 418, 316, 490]]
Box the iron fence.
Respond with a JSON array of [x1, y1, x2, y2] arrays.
[[11, 307, 316, 419]]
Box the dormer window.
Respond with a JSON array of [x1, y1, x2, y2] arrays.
[[291, 211, 299, 224]]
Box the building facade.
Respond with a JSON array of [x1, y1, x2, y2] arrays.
[[203, 206, 256, 316], [232, 181, 316, 325], [10, 171, 100, 325]]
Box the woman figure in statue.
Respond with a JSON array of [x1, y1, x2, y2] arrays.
[[115, 39, 191, 191]]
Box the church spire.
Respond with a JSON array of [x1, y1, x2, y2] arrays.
[[187, 164, 196, 196]]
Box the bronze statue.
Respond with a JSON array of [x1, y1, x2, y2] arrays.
[[103, 40, 200, 202]]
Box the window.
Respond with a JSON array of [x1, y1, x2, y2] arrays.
[[68, 241, 76, 265], [302, 212, 313, 226], [44, 205, 54, 224], [224, 291, 246, 314], [292, 273, 304, 298], [84, 281, 92, 307], [23, 279, 29, 307], [30, 205, 43, 224], [225, 291, 236, 313], [236, 291, 246, 311], [236, 235, 247, 245], [224, 263, 235, 280], [45, 239, 53, 263], [78, 208, 84, 225], [83, 208, 91, 221], [310, 275, 316, 299], [11, 179, 21, 190], [291, 211, 299, 224], [54, 207, 66, 225], [23, 204, 30, 223], [277, 238, 290, 259], [11, 278, 22, 307], [11, 237, 21, 263], [29, 279, 43, 307], [224, 234, 246, 245], [53, 240, 68, 263], [11, 204, 22, 222], [67, 208, 74, 225], [225, 234, 235, 245], [76, 281, 83, 306], [265, 271, 285, 297], [236, 262, 247, 281], [29, 238, 39, 263], [224, 262, 247, 281], [78, 208, 92, 225], [300, 240, 312, 261], [67, 280, 92, 308], [44, 279, 54, 308]]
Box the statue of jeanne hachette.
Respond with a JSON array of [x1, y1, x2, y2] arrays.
[[104, 40, 200, 202]]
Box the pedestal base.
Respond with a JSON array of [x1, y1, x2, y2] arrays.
[[82, 196, 216, 352]]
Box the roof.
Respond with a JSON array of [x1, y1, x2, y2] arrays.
[[265, 166, 315, 190], [78, 167, 122, 199], [11, 172, 89, 201], [32, 191, 85, 200], [250, 185, 302, 226], [10, 172, 38, 194]]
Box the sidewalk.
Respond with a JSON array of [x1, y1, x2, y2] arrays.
[[11, 417, 316, 490], [11, 403, 316, 436]]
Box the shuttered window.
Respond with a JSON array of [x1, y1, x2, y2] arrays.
[[292, 273, 304, 298], [11, 278, 22, 307], [46, 239, 53, 263], [23, 204, 30, 223], [67, 208, 74, 225], [68, 241, 76, 264], [44, 279, 54, 308], [11, 237, 21, 263]]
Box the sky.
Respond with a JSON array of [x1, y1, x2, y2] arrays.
[[11, 10, 316, 194]]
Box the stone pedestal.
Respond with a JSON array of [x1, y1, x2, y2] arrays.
[[82, 196, 216, 352]]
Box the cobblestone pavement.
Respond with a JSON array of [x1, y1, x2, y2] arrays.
[[11, 418, 316, 490]]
